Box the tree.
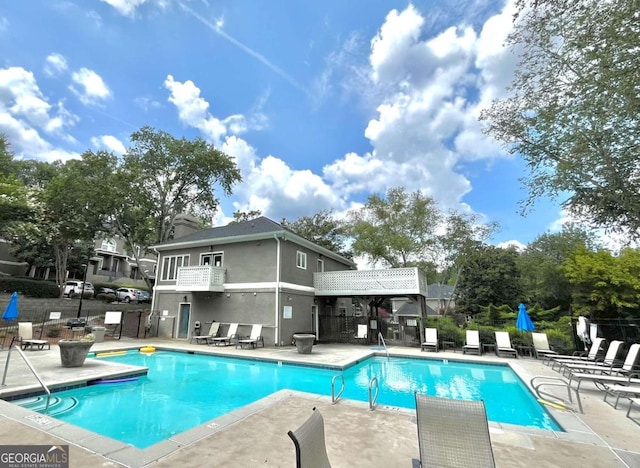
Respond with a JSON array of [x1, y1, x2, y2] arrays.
[[455, 244, 523, 314], [563, 248, 640, 319], [517, 225, 597, 310], [347, 187, 442, 268], [0, 136, 35, 229], [480, 0, 640, 237], [111, 126, 242, 288], [282, 210, 352, 259], [232, 209, 262, 223]]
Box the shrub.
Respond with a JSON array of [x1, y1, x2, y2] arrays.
[[435, 316, 464, 345], [546, 328, 574, 354], [0, 277, 59, 298]]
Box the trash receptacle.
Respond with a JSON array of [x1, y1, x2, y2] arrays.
[[92, 326, 106, 343]]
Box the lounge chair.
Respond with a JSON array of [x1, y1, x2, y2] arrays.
[[568, 355, 640, 401], [354, 324, 368, 343], [531, 332, 558, 359], [543, 337, 606, 367], [287, 407, 332, 468], [494, 331, 517, 358], [421, 328, 438, 352], [210, 323, 239, 346], [559, 340, 625, 375], [18, 322, 50, 351], [415, 393, 495, 468], [603, 383, 640, 409], [462, 330, 481, 355], [549, 338, 613, 371], [191, 322, 220, 344], [236, 324, 265, 349]]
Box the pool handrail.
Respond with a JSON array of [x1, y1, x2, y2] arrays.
[[369, 376, 379, 410], [378, 332, 389, 361], [1, 345, 51, 414], [331, 374, 345, 404]]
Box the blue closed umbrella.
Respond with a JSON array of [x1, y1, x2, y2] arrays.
[[2, 292, 18, 321], [516, 303, 535, 332]]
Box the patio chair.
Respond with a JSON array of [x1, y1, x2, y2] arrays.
[[603, 383, 640, 409], [543, 337, 606, 367], [559, 340, 625, 375], [17, 322, 50, 351], [354, 324, 368, 343], [462, 330, 481, 355], [494, 331, 517, 358], [190, 322, 220, 345], [414, 393, 495, 468], [236, 324, 265, 349], [568, 357, 640, 402], [210, 323, 239, 346], [421, 328, 439, 352], [287, 407, 332, 468], [531, 332, 558, 359]]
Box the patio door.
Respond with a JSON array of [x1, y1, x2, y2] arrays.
[[178, 303, 191, 339]]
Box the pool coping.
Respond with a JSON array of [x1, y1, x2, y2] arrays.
[[0, 345, 608, 467]]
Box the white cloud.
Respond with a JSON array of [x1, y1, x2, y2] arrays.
[[164, 75, 267, 146], [134, 96, 162, 112], [44, 53, 68, 77], [497, 240, 525, 251], [70, 68, 112, 105], [91, 135, 127, 155], [101, 0, 149, 17]]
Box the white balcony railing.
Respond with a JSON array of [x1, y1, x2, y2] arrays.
[[176, 266, 225, 292], [314, 267, 427, 297]]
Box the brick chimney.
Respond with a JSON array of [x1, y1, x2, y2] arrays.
[[173, 213, 200, 239]]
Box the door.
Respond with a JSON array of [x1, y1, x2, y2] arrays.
[[178, 303, 191, 339], [312, 305, 318, 339]]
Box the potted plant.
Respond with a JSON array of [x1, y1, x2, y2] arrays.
[[59, 333, 95, 367]]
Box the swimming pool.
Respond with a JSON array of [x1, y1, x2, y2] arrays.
[[13, 351, 560, 448]]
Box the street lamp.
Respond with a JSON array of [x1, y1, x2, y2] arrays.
[[76, 263, 88, 319]]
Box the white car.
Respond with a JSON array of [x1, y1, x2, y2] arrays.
[[116, 287, 140, 303], [63, 281, 94, 297]]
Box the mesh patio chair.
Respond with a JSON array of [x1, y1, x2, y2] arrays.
[[531, 332, 557, 359], [288, 407, 332, 468], [462, 330, 481, 355], [421, 328, 439, 352], [415, 393, 495, 468]]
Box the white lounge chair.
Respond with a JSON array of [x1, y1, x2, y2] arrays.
[[544, 337, 606, 367], [531, 332, 557, 359], [560, 340, 625, 375], [421, 328, 438, 352], [236, 324, 265, 349], [494, 331, 517, 358], [18, 322, 50, 351], [415, 393, 495, 468], [603, 383, 640, 409], [191, 322, 220, 344], [463, 330, 481, 355], [288, 407, 332, 468], [354, 324, 368, 343], [210, 323, 239, 346]]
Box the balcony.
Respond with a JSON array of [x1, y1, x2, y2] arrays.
[[314, 267, 427, 297], [176, 266, 225, 292]]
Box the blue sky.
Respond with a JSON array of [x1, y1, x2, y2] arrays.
[[0, 0, 567, 248]]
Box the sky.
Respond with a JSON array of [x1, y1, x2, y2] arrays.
[[0, 0, 570, 249]]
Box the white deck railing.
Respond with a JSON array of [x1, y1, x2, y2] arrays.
[[314, 267, 427, 296], [176, 266, 225, 292]]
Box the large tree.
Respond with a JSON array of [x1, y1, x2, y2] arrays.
[[111, 126, 242, 288], [282, 210, 352, 259], [481, 0, 640, 236]]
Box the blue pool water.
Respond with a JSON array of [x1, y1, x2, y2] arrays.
[[15, 352, 560, 448]]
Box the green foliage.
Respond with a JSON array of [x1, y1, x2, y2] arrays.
[[433, 316, 464, 345], [282, 209, 352, 259], [0, 278, 59, 298], [503, 326, 532, 347], [545, 329, 574, 355], [480, 0, 640, 236]]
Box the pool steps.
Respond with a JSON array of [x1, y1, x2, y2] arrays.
[[14, 395, 79, 416]]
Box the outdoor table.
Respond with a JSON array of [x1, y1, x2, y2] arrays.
[[442, 341, 456, 352], [482, 343, 497, 355]]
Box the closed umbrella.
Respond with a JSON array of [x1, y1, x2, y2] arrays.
[[516, 303, 535, 332], [1, 292, 18, 321], [576, 316, 591, 345]]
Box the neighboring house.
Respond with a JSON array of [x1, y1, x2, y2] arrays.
[[0, 239, 28, 276], [391, 284, 455, 318], [87, 236, 156, 288]]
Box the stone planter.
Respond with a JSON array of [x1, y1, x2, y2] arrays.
[[292, 334, 316, 354], [59, 340, 94, 367]]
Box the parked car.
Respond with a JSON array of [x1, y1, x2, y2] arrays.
[[63, 281, 94, 298], [94, 287, 116, 298], [136, 290, 151, 303], [116, 287, 140, 303]]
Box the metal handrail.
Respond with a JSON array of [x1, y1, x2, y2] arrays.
[[2, 345, 52, 414], [378, 332, 390, 361], [368, 376, 379, 410], [331, 374, 345, 404], [531, 375, 583, 413]]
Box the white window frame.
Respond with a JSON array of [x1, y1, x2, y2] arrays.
[[317, 258, 324, 272], [200, 252, 224, 267], [101, 239, 117, 252], [296, 251, 307, 270], [161, 254, 190, 281]]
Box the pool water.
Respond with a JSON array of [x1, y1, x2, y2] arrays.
[[14, 352, 560, 448]]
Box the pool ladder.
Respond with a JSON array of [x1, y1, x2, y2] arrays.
[[1, 345, 51, 414], [378, 332, 390, 361], [531, 375, 583, 413], [331, 374, 379, 411]]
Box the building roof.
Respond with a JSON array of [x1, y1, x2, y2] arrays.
[[395, 301, 438, 317], [153, 216, 355, 267]]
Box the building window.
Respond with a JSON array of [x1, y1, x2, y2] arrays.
[[317, 259, 324, 272], [161, 255, 190, 281], [296, 251, 307, 269], [201, 252, 223, 267], [101, 239, 117, 252]]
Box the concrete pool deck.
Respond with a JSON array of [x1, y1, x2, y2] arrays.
[[0, 339, 639, 467]]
